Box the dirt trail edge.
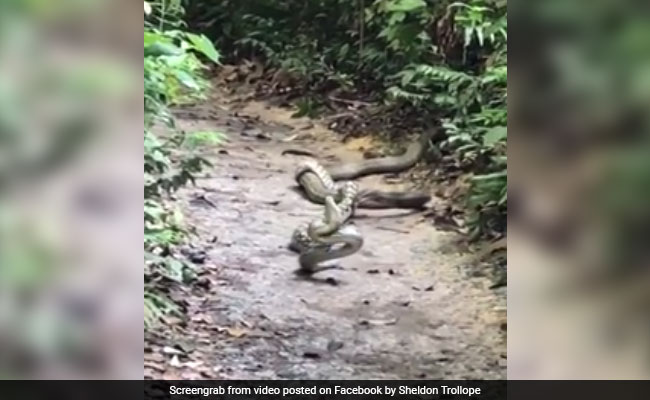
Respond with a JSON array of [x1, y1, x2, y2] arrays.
[[155, 90, 505, 379]]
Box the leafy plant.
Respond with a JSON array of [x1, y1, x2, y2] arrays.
[[144, 1, 221, 328], [387, 0, 507, 237], [182, 0, 507, 238]]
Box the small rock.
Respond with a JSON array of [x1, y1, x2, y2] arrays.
[[367, 269, 380, 274], [324, 277, 338, 286], [424, 285, 434, 292], [188, 250, 207, 264], [256, 132, 272, 140], [327, 341, 344, 352], [196, 278, 211, 290]]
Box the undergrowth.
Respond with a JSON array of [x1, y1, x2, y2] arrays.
[[144, 0, 222, 328], [184, 0, 507, 239]]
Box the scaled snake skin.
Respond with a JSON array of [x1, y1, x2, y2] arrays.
[[289, 130, 435, 274]]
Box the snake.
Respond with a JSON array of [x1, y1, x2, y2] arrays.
[[289, 130, 436, 274], [289, 192, 364, 274], [295, 129, 436, 209]]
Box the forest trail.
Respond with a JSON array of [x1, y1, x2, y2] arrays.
[[146, 86, 506, 379]]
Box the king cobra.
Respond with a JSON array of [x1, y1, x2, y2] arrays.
[[289, 129, 436, 274]]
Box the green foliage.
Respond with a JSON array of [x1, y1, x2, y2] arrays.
[[144, 1, 221, 328], [184, 0, 506, 237], [386, 1, 507, 237]]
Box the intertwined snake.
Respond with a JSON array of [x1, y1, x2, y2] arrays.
[[288, 130, 436, 274], [289, 161, 363, 274]]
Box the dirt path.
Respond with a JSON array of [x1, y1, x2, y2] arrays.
[[145, 90, 505, 379]]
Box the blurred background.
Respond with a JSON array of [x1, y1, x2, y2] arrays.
[[509, 0, 650, 379], [0, 0, 142, 379], [2, 0, 649, 380]]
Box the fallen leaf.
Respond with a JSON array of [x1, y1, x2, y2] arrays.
[[161, 316, 183, 326], [169, 355, 182, 367], [359, 318, 398, 327], [239, 319, 254, 328], [162, 346, 184, 355], [327, 341, 344, 352], [183, 360, 205, 369], [191, 314, 213, 324], [216, 326, 249, 338], [226, 327, 248, 338]]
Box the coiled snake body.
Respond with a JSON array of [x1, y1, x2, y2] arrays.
[[289, 130, 435, 274]]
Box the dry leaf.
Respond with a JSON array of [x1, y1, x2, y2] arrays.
[[162, 346, 184, 355], [359, 318, 398, 326], [191, 314, 213, 324], [226, 327, 249, 338], [169, 355, 182, 367], [183, 360, 205, 369], [215, 325, 249, 338]]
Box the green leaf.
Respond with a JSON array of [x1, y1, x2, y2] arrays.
[[472, 171, 507, 181], [166, 259, 185, 282], [387, 0, 426, 12], [464, 26, 474, 47], [174, 70, 200, 90], [400, 69, 416, 86], [476, 27, 485, 46], [483, 126, 507, 146], [184, 131, 223, 148], [145, 42, 183, 58], [186, 33, 221, 63], [144, 31, 169, 47]]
